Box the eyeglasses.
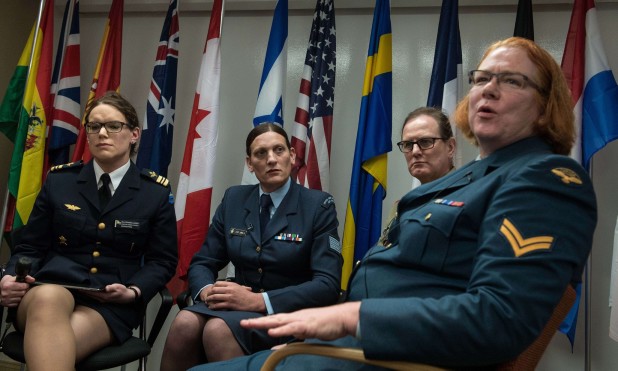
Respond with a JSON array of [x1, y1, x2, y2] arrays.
[[468, 70, 542, 92], [85, 121, 130, 134], [396, 138, 445, 153]]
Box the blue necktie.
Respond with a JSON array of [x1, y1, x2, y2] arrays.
[[259, 194, 273, 238]]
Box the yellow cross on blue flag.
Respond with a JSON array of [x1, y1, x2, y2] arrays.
[[341, 0, 392, 288]]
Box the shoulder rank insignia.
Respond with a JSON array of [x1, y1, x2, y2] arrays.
[[500, 218, 554, 257], [321, 196, 335, 209], [64, 204, 81, 211], [50, 161, 83, 172], [142, 169, 170, 187], [551, 168, 582, 185]]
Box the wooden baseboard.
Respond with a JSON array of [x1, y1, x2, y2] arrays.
[[0, 360, 22, 370]]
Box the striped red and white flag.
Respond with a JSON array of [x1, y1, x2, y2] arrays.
[[291, 0, 336, 191]]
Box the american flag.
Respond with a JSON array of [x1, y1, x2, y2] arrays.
[[136, 0, 179, 177], [291, 0, 336, 191]]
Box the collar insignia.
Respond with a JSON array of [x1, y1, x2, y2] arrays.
[[551, 168, 582, 185], [64, 204, 81, 211], [58, 236, 68, 246]]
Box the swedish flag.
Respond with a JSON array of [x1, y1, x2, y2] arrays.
[[341, 0, 392, 288]]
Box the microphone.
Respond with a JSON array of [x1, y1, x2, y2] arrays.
[[15, 257, 32, 283]]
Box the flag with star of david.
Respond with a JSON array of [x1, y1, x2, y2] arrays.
[[137, 0, 179, 177]]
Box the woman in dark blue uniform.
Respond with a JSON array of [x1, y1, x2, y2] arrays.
[[0, 92, 177, 371], [160, 123, 342, 371]]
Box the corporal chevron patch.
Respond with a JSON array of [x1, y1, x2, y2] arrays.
[[500, 218, 554, 257]]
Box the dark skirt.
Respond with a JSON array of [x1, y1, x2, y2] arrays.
[[73, 292, 141, 343], [185, 302, 292, 354]]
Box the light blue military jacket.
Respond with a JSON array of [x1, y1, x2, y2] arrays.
[[351, 136, 597, 367]]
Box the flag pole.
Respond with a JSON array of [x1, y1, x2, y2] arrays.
[[221, 0, 226, 34], [0, 0, 47, 242], [585, 162, 593, 371]]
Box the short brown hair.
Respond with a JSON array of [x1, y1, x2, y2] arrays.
[[84, 91, 140, 155], [402, 107, 453, 140], [453, 37, 574, 155]]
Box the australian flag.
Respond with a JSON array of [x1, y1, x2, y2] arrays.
[[137, 0, 179, 177]]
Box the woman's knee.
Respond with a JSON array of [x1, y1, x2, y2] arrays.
[[17, 285, 74, 326], [203, 318, 234, 345], [168, 310, 205, 342]]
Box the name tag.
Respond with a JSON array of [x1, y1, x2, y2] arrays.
[[114, 220, 140, 229], [230, 228, 247, 237]]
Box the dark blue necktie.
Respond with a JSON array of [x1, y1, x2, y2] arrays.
[[259, 194, 273, 238], [99, 173, 112, 210]]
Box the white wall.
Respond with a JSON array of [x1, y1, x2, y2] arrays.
[[1, 0, 617, 370]]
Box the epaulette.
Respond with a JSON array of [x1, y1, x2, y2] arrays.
[[141, 169, 170, 187], [50, 161, 83, 172], [321, 196, 335, 209]]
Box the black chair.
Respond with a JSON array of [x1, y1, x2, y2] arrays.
[[0, 227, 174, 371], [1, 288, 172, 371]]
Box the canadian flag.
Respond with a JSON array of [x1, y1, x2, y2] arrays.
[[169, 0, 222, 298]]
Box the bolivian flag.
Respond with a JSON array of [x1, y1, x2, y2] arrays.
[[0, 0, 54, 231]]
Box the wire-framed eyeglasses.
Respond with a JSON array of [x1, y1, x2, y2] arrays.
[[85, 121, 130, 134], [468, 70, 542, 92], [396, 138, 445, 153]]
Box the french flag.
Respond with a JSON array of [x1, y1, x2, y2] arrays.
[[561, 0, 618, 171], [426, 0, 462, 169]]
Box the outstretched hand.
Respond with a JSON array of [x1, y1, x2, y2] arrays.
[[240, 302, 361, 341]]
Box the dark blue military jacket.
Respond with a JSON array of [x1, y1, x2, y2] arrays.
[[188, 180, 342, 313], [6, 161, 177, 307]]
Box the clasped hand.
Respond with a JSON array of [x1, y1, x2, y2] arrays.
[[200, 281, 265, 312]]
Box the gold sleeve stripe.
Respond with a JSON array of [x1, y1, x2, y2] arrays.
[[500, 218, 554, 257]]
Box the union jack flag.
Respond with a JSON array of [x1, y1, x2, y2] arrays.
[[291, 0, 336, 191], [47, 0, 80, 168], [137, 0, 179, 177]]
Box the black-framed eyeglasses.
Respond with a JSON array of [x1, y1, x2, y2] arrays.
[[468, 69, 542, 92], [396, 138, 445, 153], [85, 121, 130, 134]]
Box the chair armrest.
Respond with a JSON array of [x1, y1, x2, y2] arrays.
[[146, 287, 173, 347], [176, 290, 193, 310], [260, 343, 448, 371]]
